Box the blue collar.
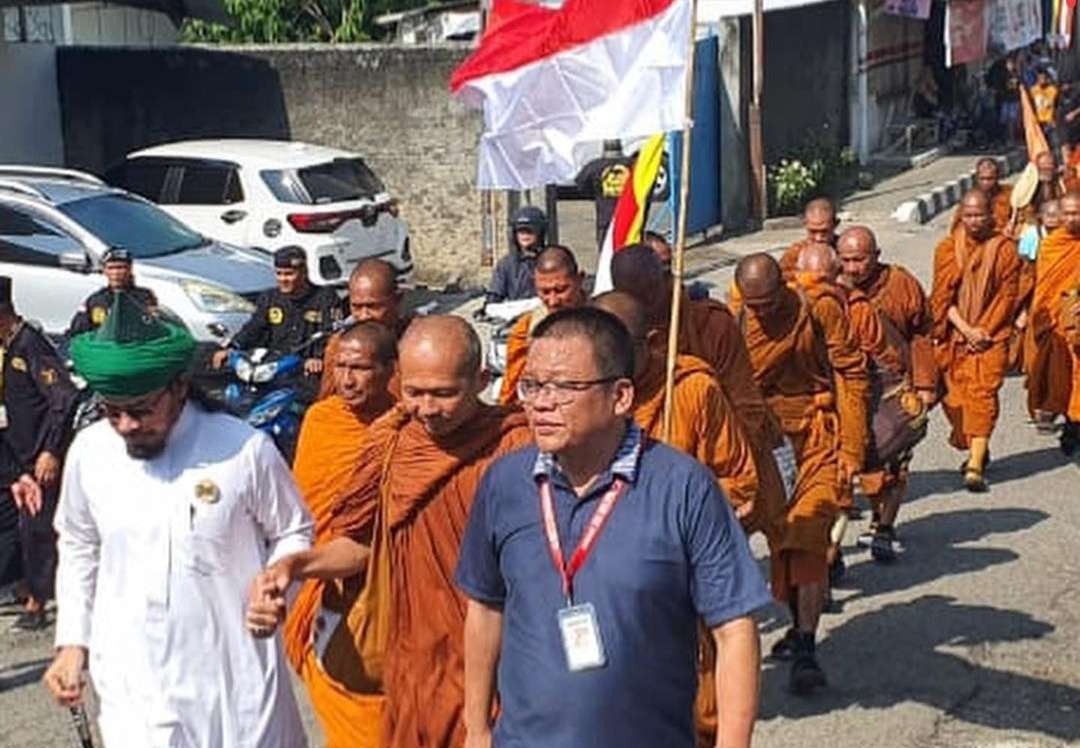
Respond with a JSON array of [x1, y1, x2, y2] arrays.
[[533, 420, 643, 487]]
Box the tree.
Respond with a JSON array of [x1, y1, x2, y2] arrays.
[[181, 0, 429, 43]]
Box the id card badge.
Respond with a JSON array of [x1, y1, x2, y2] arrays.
[[0, 405, 8, 430], [558, 603, 607, 672]]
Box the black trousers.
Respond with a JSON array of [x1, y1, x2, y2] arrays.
[[0, 486, 57, 601]]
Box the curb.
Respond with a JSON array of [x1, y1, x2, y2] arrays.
[[892, 149, 1028, 225]]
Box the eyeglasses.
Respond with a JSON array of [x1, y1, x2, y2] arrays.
[[101, 387, 171, 421], [517, 377, 621, 405]]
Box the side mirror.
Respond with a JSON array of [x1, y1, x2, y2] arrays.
[[59, 251, 91, 272]]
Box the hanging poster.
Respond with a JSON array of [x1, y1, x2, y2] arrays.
[[989, 0, 1043, 53], [946, 0, 990, 67], [883, 0, 932, 20]]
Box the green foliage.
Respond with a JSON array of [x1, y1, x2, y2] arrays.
[[768, 159, 818, 216], [181, 0, 428, 43], [767, 137, 858, 217]]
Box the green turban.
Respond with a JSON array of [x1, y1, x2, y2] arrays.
[[71, 291, 196, 398]]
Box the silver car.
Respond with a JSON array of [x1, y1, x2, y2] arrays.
[[0, 166, 275, 342]]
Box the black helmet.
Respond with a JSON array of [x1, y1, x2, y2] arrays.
[[510, 205, 548, 241]]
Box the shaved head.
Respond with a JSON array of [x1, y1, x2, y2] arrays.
[[592, 291, 648, 341], [398, 315, 486, 440], [796, 242, 839, 278], [348, 258, 401, 326], [803, 198, 838, 245], [960, 189, 993, 240], [340, 319, 397, 366], [399, 315, 481, 378], [611, 243, 668, 324], [735, 253, 783, 312], [975, 158, 1001, 194], [1041, 198, 1063, 230], [1061, 192, 1080, 235], [335, 320, 396, 414], [837, 226, 879, 286], [535, 245, 579, 276]]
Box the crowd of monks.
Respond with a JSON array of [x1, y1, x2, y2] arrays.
[[264, 152, 1080, 747]]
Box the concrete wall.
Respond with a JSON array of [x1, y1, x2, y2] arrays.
[[864, 2, 925, 153], [763, 0, 850, 161], [55, 44, 494, 287], [0, 44, 64, 165]]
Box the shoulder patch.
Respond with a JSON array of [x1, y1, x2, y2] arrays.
[[268, 306, 284, 325], [10, 356, 27, 372], [303, 309, 323, 323], [90, 306, 108, 326]]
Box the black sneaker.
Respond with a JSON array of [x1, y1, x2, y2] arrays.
[[768, 628, 801, 662], [871, 527, 899, 563], [1061, 422, 1079, 456], [789, 651, 828, 695]]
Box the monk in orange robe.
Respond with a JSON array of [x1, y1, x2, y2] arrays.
[[612, 245, 787, 546], [318, 258, 405, 400], [950, 157, 1015, 235], [1062, 268, 1080, 451], [498, 245, 586, 405], [592, 290, 759, 746], [930, 190, 1022, 492], [836, 227, 936, 561], [1013, 200, 1063, 382], [282, 321, 396, 747], [1024, 192, 1080, 435], [251, 316, 531, 748], [735, 252, 869, 695]]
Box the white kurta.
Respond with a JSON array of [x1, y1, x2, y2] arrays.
[[54, 402, 314, 748]]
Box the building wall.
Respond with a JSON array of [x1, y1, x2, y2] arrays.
[[762, 0, 850, 161], [55, 44, 493, 287], [0, 44, 64, 165], [862, 0, 925, 154]]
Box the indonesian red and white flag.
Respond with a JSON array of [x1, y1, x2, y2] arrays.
[[592, 133, 666, 294], [450, 0, 691, 189]]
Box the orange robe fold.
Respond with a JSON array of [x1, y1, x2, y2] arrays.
[[930, 228, 1022, 448], [850, 263, 934, 496], [1062, 272, 1080, 420], [330, 405, 532, 748], [283, 395, 387, 747], [497, 309, 546, 405], [1024, 228, 1080, 416], [742, 286, 869, 596]]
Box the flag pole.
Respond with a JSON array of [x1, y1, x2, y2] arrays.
[[662, 0, 699, 442]]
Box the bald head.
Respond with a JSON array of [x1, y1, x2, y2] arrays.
[[959, 189, 993, 240], [1041, 198, 1063, 230], [796, 242, 839, 279], [837, 226, 879, 286], [592, 291, 649, 341], [975, 158, 1001, 194], [399, 315, 481, 378], [1060, 192, 1080, 235], [735, 253, 783, 312], [611, 243, 668, 323], [1036, 150, 1057, 182], [535, 245, 579, 276], [334, 320, 396, 414], [398, 315, 486, 439], [804, 198, 838, 245], [348, 258, 401, 326], [340, 319, 397, 366]]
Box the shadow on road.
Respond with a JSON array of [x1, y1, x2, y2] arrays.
[[837, 508, 1047, 606], [0, 657, 49, 693], [760, 595, 1080, 741], [905, 446, 1069, 503]]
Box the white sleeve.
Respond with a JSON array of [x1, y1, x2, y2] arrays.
[[247, 433, 313, 565], [53, 445, 99, 649]]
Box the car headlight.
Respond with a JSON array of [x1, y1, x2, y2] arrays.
[[181, 279, 255, 314]]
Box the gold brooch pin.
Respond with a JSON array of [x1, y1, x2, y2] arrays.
[[194, 479, 221, 504]]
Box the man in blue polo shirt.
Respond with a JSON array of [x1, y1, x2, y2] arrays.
[[456, 307, 770, 748]]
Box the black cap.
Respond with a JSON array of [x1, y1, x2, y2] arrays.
[[0, 276, 11, 307], [274, 245, 307, 270], [510, 205, 547, 235], [102, 248, 133, 264]]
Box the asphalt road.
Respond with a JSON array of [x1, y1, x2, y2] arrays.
[[2, 198, 1079, 748]]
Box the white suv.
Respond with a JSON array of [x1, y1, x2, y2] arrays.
[[106, 140, 413, 287]]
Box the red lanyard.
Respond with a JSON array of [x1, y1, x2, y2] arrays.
[[538, 477, 626, 604]]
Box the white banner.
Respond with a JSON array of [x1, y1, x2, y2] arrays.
[[989, 0, 1043, 53]]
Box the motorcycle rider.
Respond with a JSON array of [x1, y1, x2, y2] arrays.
[[67, 248, 157, 337], [211, 246, 341, 376], [486, 205, 548, 303]]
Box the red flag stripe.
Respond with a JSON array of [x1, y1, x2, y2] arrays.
[[450, 0, 680, 92]]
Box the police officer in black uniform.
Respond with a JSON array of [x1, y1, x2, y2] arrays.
[[0, 276, 78, 630], [211, 246, 341, 376], [67, 248, 158, 338]]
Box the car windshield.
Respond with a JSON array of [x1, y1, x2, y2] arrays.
[[261, 158, 385, 204], [58, 193, 207, 258]]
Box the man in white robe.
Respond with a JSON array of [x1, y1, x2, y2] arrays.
[[34, 293, 314, 747]]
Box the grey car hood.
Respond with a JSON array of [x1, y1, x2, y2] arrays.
[[140, 241, 275, 294]]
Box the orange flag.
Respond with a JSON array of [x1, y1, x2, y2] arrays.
[[1020, 85, 1050, 160]]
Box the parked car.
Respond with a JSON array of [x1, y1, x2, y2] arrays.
[[0, 166, 275, 343], [105, 140, 413, 287]]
